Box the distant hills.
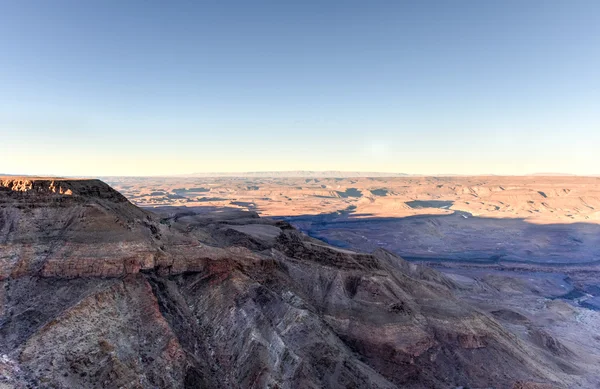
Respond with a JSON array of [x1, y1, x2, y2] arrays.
[[528, 172, 579, 176], [5, 171, 598, 179], [183, 171, 597, 178], [184, 171, 411, 178]]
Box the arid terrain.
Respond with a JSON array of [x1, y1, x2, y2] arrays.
[[4, 0, 599, 387], [105, 176, 600, 266], [105, 175, 600, 222], [1, 176, 599, 388], [103, 174, 600, 387]]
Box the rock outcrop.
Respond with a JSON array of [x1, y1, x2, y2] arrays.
[[0, 178, 568, 388]]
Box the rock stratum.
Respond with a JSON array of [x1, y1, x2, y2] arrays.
[[0, 177, 575, 388]]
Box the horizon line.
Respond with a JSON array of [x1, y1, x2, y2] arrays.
[[4, 171, 598, 179]]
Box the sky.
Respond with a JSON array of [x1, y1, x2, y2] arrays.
[[1, 0, 599, 176]]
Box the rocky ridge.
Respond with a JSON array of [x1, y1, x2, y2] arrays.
[[0, 178, 574, 388]]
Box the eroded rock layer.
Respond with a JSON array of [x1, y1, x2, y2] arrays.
[[0, 178, 569, 388]]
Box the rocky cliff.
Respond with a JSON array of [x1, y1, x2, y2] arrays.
[[0, 178, 568, 388]]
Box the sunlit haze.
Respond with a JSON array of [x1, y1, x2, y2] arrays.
[[2, 1, 599, 176]]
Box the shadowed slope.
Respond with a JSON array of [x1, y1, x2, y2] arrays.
[[0, 179, 572, 388]]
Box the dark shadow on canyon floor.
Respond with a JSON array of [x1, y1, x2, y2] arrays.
[[272, 210, 600, 266]]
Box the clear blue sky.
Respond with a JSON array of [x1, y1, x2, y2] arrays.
[[1, 0, 599, 176]]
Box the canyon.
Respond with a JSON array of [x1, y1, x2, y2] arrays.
[[1, 176, 599, 388]]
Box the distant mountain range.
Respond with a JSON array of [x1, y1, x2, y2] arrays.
[[183, 171, 411, 178], [182, 171, 598, 178], [528, 172, 579, 176], [5, 172, 599, 179]]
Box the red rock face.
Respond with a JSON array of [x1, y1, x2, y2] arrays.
[[0, 178, 566, 388], [0, 178, 129, 202]]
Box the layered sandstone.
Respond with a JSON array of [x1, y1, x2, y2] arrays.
[[0, 178, 572, 388]]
